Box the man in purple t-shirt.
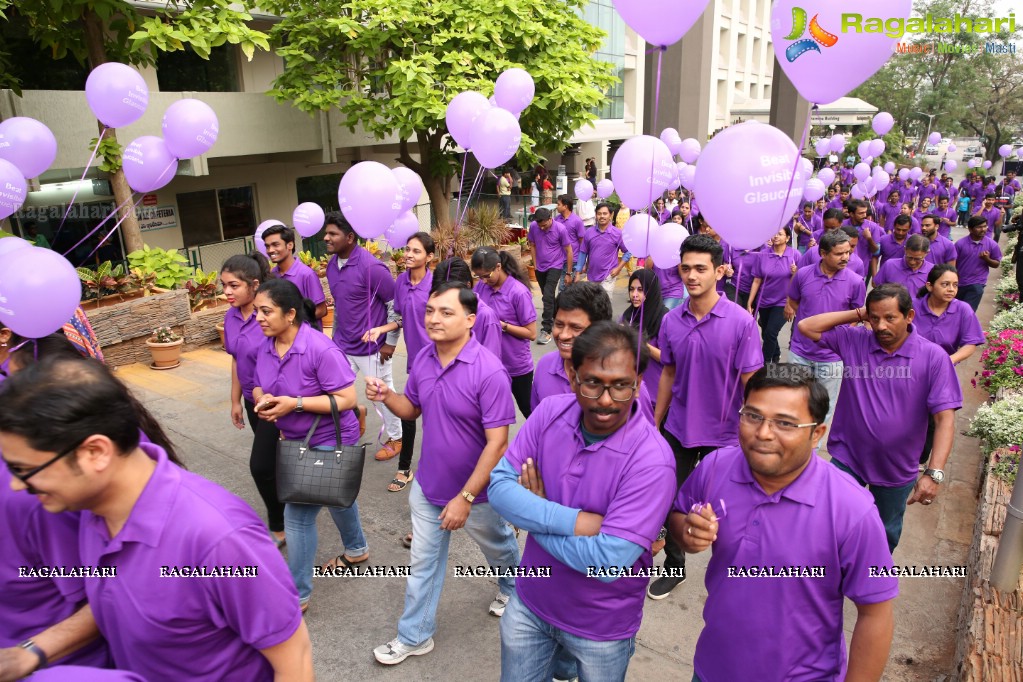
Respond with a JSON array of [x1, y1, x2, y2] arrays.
[[843, 200, 883, 285], [555, 195, 586, 294], [972, 193, 1004, 240], [933, 196, 958, 238], [874, 234, 933, 294], [673, 365, 897, 681], [874, 190, 902, 233], [263, 224, 327, 328], [489, 322, 675, 681], [920, 214, 957, 267], [877, 215, 911, 265], [798, 284, 963, 552], [528, 207, 573, 346], [575, 203, 630, 297], [954, 216, 1003, 311], [368, 283, 520, 666]]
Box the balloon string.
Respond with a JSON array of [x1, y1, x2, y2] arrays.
[[455, 166, 486, 231], [636, 47, 665, 378], [453, 152, 470, 227], [52, 127, 108, 246], [62, 195, 134, 260], [773, 106, 815, 240], [78, 194, 147, 265]]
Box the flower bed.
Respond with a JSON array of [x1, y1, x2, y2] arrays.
[[972, 330, 1023, 395]]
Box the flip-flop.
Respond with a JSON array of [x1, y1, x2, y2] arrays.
[[388, 470, 414, 492], [401, 533, 413, 549], [321, 553, 369, 572]]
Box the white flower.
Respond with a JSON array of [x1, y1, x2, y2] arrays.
[[968, 395, 1023, 454]]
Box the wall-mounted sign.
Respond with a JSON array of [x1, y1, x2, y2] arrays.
[[135, 205, 177, 232]]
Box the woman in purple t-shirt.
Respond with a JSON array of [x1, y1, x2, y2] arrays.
[[620, 269, 667, 419], [746, 226, 799, 363]]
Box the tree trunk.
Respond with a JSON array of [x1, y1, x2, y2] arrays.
[[398, 134, 453, 232], [83, 12, 144, 254]]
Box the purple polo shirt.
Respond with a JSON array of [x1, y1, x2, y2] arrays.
[[924, 235, 957, 266], [222, 306, 265, 403], [751, 247, 798, 307], [473, 300, 504, 359], [325, 245, 395, 356], [874, 202, 901, 232], [405, 337, 515, 506], [29, 667, 147, 681], [819, 325, 963, 486], [254, 323, 359, 447], [272, 260, 325, 306], [919, 182, 939, 202], [394, 269, 433, 373], [933, 206, 958, 238], [795, 215, 821, 247], [937, 184, 954, 201], [788, 263, 866, 363], [676, 447, 898, 682], [658, 296, 763, 448], [873, 258, 933, 294], [529, 351, 655, 423], [912, 297, 985, 356], [474, 277, 536, 377], [528, 220, 572, 272], [878, 233, 907, 263], [79, 442, 302, 682], [732, 247, 761, 294], [796, 247, 866, 280], [976, 207, 1002, 238], [843, 219, 884, 266], [505, 394, 675, 640], [826, 196, 844, 212], [0, 469, 110, 668], [714, 240, 735, 294], [555, 211, 586, 251], [954, 236, 1002, 286], [654, 264, 685, 299], [581, 225, 627, 282], [899, 185, 919, 205]]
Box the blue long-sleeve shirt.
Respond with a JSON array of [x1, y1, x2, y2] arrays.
[[489, 457, 644, 583]]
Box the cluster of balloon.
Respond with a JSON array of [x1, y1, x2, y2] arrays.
[[444, 68, 533, 170], [0, 116, 58, 220], [329, 161, 425, 248], [0, 236, 81, 337], [771, 0, 911, 106]]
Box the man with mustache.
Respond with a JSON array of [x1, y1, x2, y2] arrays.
[[798, 284, 962, 553]]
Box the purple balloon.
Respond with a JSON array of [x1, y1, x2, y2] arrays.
[[853, 163, 871, 182], [928, 132, 942, 145], [799, 158, 814, 179], [392, 166, 424, 213], [445, 92, 490, 149], [1017, 148, 1023, 159], [983, 160, 993, 170], [948, 144, 957, 152], [121, 136, 178, 193], [470, 108, 522, 169], [944, 160, 958, 173], [868, 138, 886, 157], [0, 159, 27, 220], [660, 128, 682, 155], [999, 144, 1012, 158], [772, 0, 911, 105], [0, 117, 57, 179], [873, 170, 890, 188], [857, 140, 870, 160], [967, 158, 980, 168], [678, 138, 701, 164], [679, 164, 697, 191], [897, 168, 910, 181], [574, 179, 594, 202], [161, 99, 219, 159], [909, 167, 923, 181], [850, 184, 866, 199], [385, 211, 421, 250], [814, 138, 831, 157], [621, 214, 658, 258], [254, 219, 283, 255], [0, 236, 31, 256], [803, 178, 825, 201], [596, 179, 615, 199], [338, 161, 403, 239], [884, 162, 896, 174], [829, 134, 846, 153], [816, 167, 835, 186], [85, 63, 149, 129], [611, 135, 676, 208], [0, 247, 81, 338], [613, 0, 711, 47], [872, 112, 894, 136], [648, 221, 687, 268], [292, 202, 325, 239], [494, 68, 535, 116], [693, 121, 806, 250]]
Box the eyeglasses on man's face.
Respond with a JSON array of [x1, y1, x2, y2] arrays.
[[738, 410, 818, 434], [575, 378, 637, 402], [5, 438, 85, 484]]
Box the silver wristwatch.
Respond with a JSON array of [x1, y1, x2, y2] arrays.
[[924, 468, 945, 484], [295, 396, 304, 413]]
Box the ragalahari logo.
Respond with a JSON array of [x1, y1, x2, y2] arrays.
[[783, 7, 839, 62]]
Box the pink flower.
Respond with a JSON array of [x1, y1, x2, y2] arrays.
[[1014, 367, 1023, 377]]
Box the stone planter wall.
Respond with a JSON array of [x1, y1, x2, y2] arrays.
[[954, 466, 1023, 679], [85, 289, 191, 367]]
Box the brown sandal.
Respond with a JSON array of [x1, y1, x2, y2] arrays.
[[320, 553, 369, 572], [388, 470, 413, 492]]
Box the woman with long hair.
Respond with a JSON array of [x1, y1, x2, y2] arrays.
[[252, 278, 368, 612], [746, 226, 799, 363], [621, 269, 667, 419], [470, 247, 537, 418], [433, 257, 503, 358], [220, 252, 285, 547]]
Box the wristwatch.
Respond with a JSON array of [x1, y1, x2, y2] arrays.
[[19, 640, 47, 670], [460, 489, 476, 503], [295, 396, 304, 413], [924, 468, 945, 484]]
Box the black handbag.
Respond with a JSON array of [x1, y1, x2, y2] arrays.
[[276, 395, 365, 508]]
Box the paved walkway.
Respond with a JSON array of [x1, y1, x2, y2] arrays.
[[118, 234, 995, 680]]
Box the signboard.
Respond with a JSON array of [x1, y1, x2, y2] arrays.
[[810, 112, 874, 126], [135, 205, 178, 232], [142, 194, 158, 206]]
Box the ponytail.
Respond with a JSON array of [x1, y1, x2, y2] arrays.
[[470, 246, 529, 288], [256, 278, 315, 326], [222, 252, 271, 290]]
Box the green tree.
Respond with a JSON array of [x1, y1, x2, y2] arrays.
[[0, 0, 269, 251], [264, 0, 617, 230]]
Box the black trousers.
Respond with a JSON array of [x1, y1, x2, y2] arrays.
[[758, 305, 788, 364], [660, 427, 717, 571], [244, 399, 285, 532], [399, 418, 418, 471], [919, 414, 937, 466], [511, 372, 534, 419], [534, 267, 562, 334]]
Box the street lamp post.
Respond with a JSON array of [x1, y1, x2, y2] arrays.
[[916, 111, 945, 152]]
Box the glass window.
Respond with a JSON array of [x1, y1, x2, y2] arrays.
[[175, 185, 254, 246], [156, 45, 240, 92], [218, 187, 256, 239], [583, 0, 627, 120]]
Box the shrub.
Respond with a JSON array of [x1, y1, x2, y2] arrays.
[[967, 394, 1023, 454]]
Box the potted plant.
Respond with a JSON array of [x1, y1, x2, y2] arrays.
[[431, 224, 471, 263], [146, 326, 184, 369], [77, 261, 136, 306], [127, 245, 194, 295], [462, 204, 512, 251], [185, 268, 221, 312], [215, 321, 226, 350]]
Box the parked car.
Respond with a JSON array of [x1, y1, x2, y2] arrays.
[[965, 145, 980, 154], [926, 146, 939, 155]]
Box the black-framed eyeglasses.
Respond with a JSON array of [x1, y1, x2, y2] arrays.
[[575, 378, 637, 402], [738, 410, 818, 434], [5, 439, 84, 484]]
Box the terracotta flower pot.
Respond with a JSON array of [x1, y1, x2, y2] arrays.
[[146, 338, 183, 369], [215, 322, 226, 350], [322, 306, 335, 334]]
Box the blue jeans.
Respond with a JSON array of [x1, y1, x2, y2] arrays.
[[664, 297, 684, 310], [787, 351, 843, 424], [500, 592, 635, 682], [831, 459, 915, 554], [397, 481, 520, 646], [956, 283, 984, 312], [284, 446, 368, 603]]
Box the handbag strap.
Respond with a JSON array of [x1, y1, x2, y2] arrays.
[[301, 411, 322, 449], [327, 394, 343, 448]]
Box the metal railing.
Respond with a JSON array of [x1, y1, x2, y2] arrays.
[[186, 236, 253, 273]]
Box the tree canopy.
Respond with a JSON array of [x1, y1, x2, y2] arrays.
[[264, 0, 619, 228]]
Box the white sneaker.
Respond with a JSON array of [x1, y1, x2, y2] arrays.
[[373, 637, 434, 665], [489, 592, 511, 617]]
